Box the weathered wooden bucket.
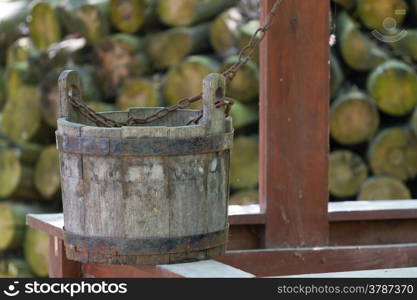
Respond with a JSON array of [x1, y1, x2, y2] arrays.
[[56, 70, 233, 265]]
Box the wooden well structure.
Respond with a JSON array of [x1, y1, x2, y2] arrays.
[[28, 0, 417, 277]]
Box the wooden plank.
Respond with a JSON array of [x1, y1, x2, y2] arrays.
[[229, 200, 417, 224], [274, 267, 417, 278], [217, 243, 417, 277], [81, 127, 124, 237], [27, 214, 64, 239], [27, 214, 417, 277], [82, 264, 182, 278], [329, 200, 417, 221], [57, 121, 85, 235], [259, 0, 330, 247], [48, 236, 81, 278], [229, 213, 266, 226], [330, 219, 417, 245], [27, 212, 417, 248], [159, 260, 255, 278], [227, 225, 263, 251]]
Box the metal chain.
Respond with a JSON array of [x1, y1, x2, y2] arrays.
[[68, 0, 283, 128]]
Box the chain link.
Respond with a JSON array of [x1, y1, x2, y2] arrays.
[[67, 0, 283, 128]]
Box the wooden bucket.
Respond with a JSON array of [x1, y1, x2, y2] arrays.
[[57, 70, 233, 265]]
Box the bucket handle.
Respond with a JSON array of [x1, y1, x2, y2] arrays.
[[58, 70, 82, 122], [202, 73, 227, 135], [58, 70, 227, 132]]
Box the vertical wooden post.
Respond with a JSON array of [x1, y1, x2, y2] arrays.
[[260, 0, 330, 247], [48, 236, 81, 278]]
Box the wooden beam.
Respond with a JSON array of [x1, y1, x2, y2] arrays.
[[259, 0, 330, 247], [217, 243, 417, 277], [81, 264, 182, 278], [330, 219, 417, 246], [48, 236, 81, 278], [227, 225, 263, 250], [328, 200, 417, 222]]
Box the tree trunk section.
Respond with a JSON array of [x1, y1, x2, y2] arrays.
[[367, 60, 417, 116], [163, 55, 219, 108], [0, 202, 43, 251], [58, 0, 110, 45], [329, 150, 368, 198], [116, 78, 161, 110], [0, 149, 40, 200], [109, 0, 156, 33], [330, 90, 380, 145], [24, 227, 50, 277], [221, 55, 259, 103], [94, 34, 150, 97], [229, 189, 258, 205], [358, 176, 411, 200], [230, 100, 258, 130], [0, 259, 34, 278], [210, 7, 243, 57], [230, 136, 259, 190], [239, 20, 260, 64], [330, 52, 344, 97], [34, 145, 61, 200], [29, 1, 62, 51], [337, 11, 388, 71], [157, 0, 235, 27], [357, 0, 408, 31], [368, 127, 417, 181], [146, 23, 210, 69]]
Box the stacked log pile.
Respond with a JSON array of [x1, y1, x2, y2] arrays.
[[0, 0, 260, 277], [329, 0, 417, 201], [3, 0, 417, 277]]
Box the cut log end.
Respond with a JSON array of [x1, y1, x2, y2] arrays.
[[357, 0, 408, 31], [229, 189, 258, 205], [110, 0, 152, 33], [230, 100, 258, 130], [1, 85, 42, 143], [116, 78, 160, 111], [146, 23, 210, 69], [0, 150, 22, 198], [367, 60, 417, 116], [221, 55, 259, 103], [330, 53, 344, 97], [369, 127, 417, 181], [157, 0, 235, 27], [0, 202, 43, 251], [29, 1, 62, 51], [146, 28, 195, 69], [0, 259, 33, 278], [24, 227, 49, 277], [329, 150, 368, 198], [95, 34, 150, 96], [34, 145, 60, 200], [163, 55, 219, 109], [358, 176, 411, 200], [210, 7, 243, 56], [0, 203, 16, 251], [239, 20, 260, 64], [338, 12, 388, 71], [230, 136, 259, 190], [330, 91, 380, 145]]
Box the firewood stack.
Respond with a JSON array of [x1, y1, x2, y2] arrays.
[[0, 0, 260, 277], [2, 0, 417, 278], [330, 0, 417, 202]]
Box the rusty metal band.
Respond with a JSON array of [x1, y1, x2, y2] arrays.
[[63, 227, 229, 256], [56, 132, 233, 157]]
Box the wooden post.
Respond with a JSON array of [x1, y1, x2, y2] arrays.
[[48, 236, 81, 278], [259, 0, 330, 247]]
